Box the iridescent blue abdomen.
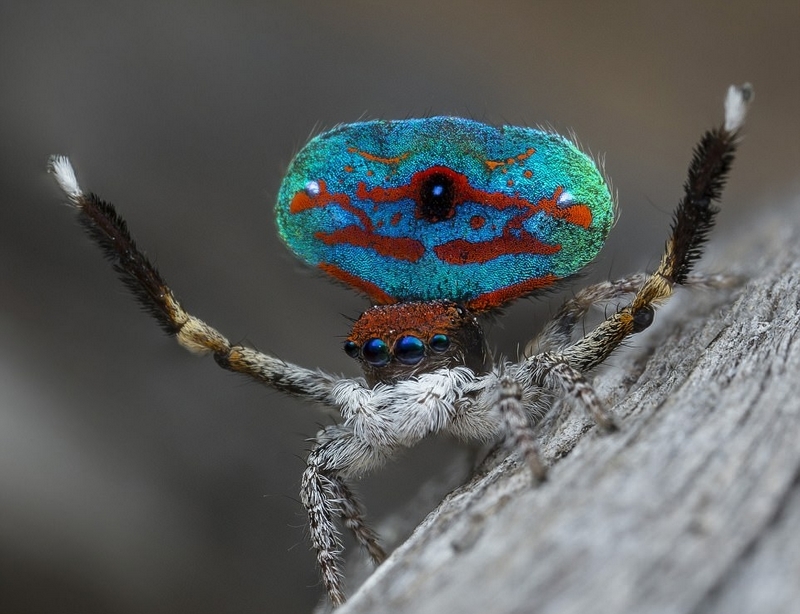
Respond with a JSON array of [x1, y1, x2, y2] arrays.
[[276, 117, 613, 311]]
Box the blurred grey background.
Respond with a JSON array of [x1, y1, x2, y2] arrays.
[[1, 1, 798, 612]]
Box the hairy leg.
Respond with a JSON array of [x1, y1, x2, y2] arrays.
[[331, 477, 386, 564], [48, 156, 350, 407], [559, 84, 752, 374], [496, 374, 547, 481], [301, 449, 348, 606], [528, 271, 741, 357], [519, 84, 751, 439], [301, 426, 394, 605], [527, 273, 647, 355]]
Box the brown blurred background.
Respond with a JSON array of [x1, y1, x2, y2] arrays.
[[1, 1, 798, 612]]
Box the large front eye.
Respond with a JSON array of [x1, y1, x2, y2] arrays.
[[362, 338, 390, 367], [394, 335, 425, 365]]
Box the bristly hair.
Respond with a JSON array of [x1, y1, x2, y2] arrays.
[[49, 157, 184, 337], [668, 84, 751, 286], [669, 126, 736, 285], [76, 192, 182, 337]]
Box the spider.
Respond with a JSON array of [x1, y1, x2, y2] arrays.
[[49, 84, 751, 606]]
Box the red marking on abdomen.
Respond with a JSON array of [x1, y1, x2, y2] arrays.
[[318, 263, 395, 304], [291, 172, 592, 232], [466, 274, 559, 312], [288, 172, 592, 270], [290, 180, 374, 232], [315, 227, 424, 262], [434, 232, 560, 265], [550, 187, 593, 228], [433, 185, 575, 266], [357, 168, 593, 229]]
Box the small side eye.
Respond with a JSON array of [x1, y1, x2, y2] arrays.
[[394, 335, 425, 365], [344, 340, 360, 358], [429, 334, 450, 353], [362, 338, 390, 367]]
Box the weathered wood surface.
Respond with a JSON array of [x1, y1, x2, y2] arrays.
[[333, 203, 800, 614]]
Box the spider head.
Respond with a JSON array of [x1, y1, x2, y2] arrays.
[[345, 301, 486, 386]]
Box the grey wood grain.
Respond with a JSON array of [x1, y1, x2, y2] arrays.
[[336, 203, 800, 614]]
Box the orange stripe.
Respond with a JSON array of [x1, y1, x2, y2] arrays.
[[466, 274, 558, 312], [318, 263, 395, 304]]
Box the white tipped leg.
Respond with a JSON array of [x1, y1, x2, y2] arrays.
[[724, 83, 754, 133], [47, 155, 83, 200]]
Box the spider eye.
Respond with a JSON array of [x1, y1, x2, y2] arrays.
[[343, 340, 360, 358], [394, 335, 425, 365], [362, 338, 390, 367], [429, 334, 450, 353]]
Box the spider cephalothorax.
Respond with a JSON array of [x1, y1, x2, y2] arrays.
[[345, 301, 486, 385], [50, 84, 751, 607]]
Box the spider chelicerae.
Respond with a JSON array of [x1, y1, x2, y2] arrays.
[[49, 84, 751, 606]]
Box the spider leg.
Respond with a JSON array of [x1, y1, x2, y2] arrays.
[[497, 375, 547, 481], [559, 84, 752, 374], [519, 84, 752, 432], [48, 156, 348, 406], [301, 450, 348, 606], [301, 425, 393, 606], [300, 470, 387, 604], [528, 271, 742, 356], [518, 353, 614, 431], [332, 477, 387, 564], [302, 369, 481, 603], [528, 273, 647, 354]]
